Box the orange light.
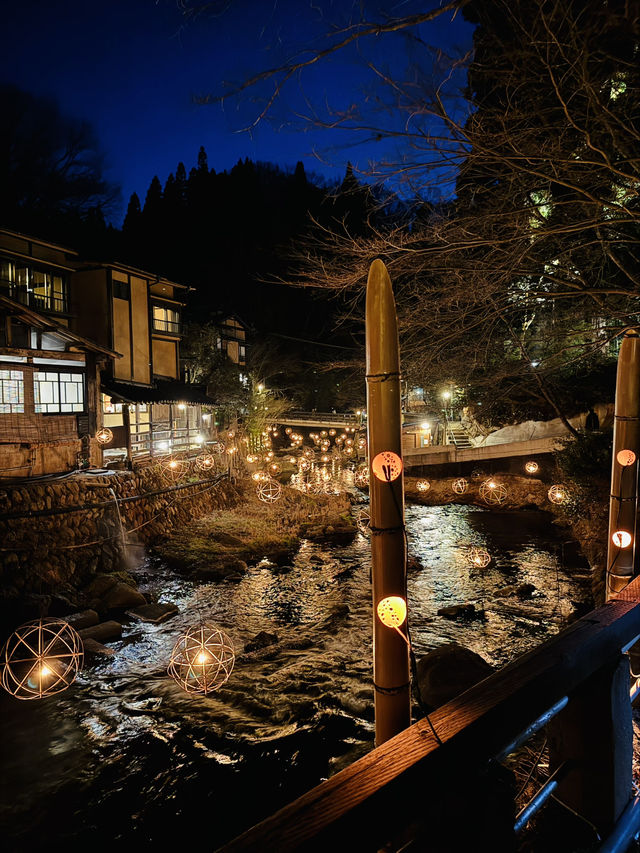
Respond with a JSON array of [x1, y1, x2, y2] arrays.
[[612, 530, 633, 548], [377, 596, 407, 628], [525, 461, 539, 474], [617, 449, 637, 467], [371, 451, 403, 482]]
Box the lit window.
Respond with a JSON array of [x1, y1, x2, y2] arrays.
[[0, 369, 24, 413], [153, 305, 180, 334], [35, 371, 84, 413]]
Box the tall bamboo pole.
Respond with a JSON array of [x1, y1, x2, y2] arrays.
[[607, 330, 640, 600], [365, 259, 411, 745]]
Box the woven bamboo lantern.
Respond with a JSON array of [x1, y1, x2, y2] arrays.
[[268, 462, 281, 476], [1, 618, 84, 700], [548, 484, 568, 505], [162, 456, 187, 477], [195, 453, 216, 472], [213, 441, 226, 454], [467, 547, 491, 568], [298, 458, 311, 472], [355, 506, 371, 535], [524, 460, 539, 474], [257, 479, 282, 502], [357, 437, 367, 451], [354, 465, 370, 487], [416, 479, 430, 492], [479, 479, 508, 505], [167, 624, 234, 695], [612, 530, 633, 548], [95, 427, 113, 445], [329, 429, 336, 436], [452, 477, 468, 495]]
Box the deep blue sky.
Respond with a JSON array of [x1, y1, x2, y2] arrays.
[[2, 1, 474, 225]]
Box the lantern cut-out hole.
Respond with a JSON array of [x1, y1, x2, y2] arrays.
[[416, 480, 430, 492], [548, 485, 568, 505], [617, 449, 637, 467], [95, 427, 113, 445], [167, 624, 234, 695], [452, 478, 468, 495], [612, 530, 633, 548], [371, 451, 403, 482], [525, 461, 539, 474], [1, 618, 84, 700]]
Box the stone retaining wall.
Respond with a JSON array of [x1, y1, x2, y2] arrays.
[[0, 467, 240, 603]]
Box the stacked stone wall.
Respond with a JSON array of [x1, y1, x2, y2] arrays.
[[0, 468, 240, 602]]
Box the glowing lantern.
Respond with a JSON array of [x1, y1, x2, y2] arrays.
[[246, 455, 258, 463], [195, 453, 215, 471], [257, 479, 282, 503], [213, 441, 226, 454], [479, 479, 508, 505], [227, 431, 235, 438], [303, 448, 315, 460], [467, 547, 491, 568], [321, 454, 331, 463], [95, 427, 113, 445], [471, 468, 486, 481], [272, 431, 279, 437], [252, 471, 270, 482], [617, 449, 637, 467], [299, 458, 311, 472], [285, 427, 292, 435], [268, 462, 281, 475], [354, 465, 370, 487], [163, 457, 187, 477], [345, 438, 354, 447], [371, 451, 403, 482], [377, 596, 407, 628], [548, 485, 568, 505], [612, 530, 633, 548], [320, 430, 328, 437], [167, 624, 234, 695], [289, 456, 297, 464], [1, 618, 83, 700], [357, 437, 367, 450], [452, 478, 468, 495], [355, 506, 371, 535], [343, 447, 355, 457], [416, 480, 430, 492], [329, 429, 336, 436], [525, 461, 539, 474]]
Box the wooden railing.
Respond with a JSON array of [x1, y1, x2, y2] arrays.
[[216, 577, 640, 852]]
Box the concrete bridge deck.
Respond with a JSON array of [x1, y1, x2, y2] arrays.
[[403, 435, 563, 467]]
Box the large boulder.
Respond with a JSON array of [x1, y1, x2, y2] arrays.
[[100, 582, 147, 611], [415, 643, 494, 711]]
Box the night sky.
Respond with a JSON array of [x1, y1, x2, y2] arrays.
[[2, 1, 474, 223]]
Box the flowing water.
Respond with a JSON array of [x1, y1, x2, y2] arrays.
[[0, 504, 592, 851]]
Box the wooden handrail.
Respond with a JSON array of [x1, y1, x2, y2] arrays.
[[216, 577, 640, 852]]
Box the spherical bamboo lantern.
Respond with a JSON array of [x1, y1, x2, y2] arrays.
[[285, 427, 292, 435], [524, 460, 539, 474], [371, 451, 403, 482], [299, 458, 311, 472], [467, 547, 491, 568], [163, 457, 187, 477], [329, 429, 336, 436], [95, 427, 113, 445], [416, 479, 430, 492], [355, 506, 371, 535], [320, 430, 328, 438], [376, 596, 407, 628], [354, 465, 370, 487], [452, 478, 468, 495], [617, 449, 637, 467], [479, 479, 508, 505], [357, 437, 367, 451], [471, 468, 486, 480], [303, 448, 315, 460], [321, 454, 331, 463], [343, 446, 355, 457], [167, 624, 234, 695], [251, 471, 270, 482], [268, 462, 281, 476], [195, 453, 216, 471], [213, 441, 226, 454], [548, 484, 568, 505], [1, 618, 84, 700], [257, 479, 282, 503]]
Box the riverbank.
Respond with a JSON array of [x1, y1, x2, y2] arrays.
[[154, 479, 356, 579]]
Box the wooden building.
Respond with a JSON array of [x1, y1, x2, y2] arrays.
[[69, 261, 213, 465]]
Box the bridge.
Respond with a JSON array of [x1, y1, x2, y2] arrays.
[[217, 576, 640, 852], [278, 411, 361, 430], [403, 435, 562, 468]]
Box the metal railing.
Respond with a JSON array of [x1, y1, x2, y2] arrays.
[[0, 279, 69, 314], [152, 318, 181, 335], [216, 577, 640, 853]]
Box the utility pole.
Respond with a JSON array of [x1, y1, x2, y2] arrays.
[[607, 329, 640, 599], [365, 259, 411, 745]]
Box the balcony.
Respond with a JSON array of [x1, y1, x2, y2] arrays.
[[0, 278, 69, 315]]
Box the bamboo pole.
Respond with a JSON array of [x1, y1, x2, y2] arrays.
[[365, 259, 410, 745], [607, 330, 640, 599]]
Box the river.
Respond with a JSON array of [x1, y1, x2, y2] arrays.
[[0, 503, 592, 851]]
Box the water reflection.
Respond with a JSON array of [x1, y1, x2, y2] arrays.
[[0, 504, 591, 849]]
